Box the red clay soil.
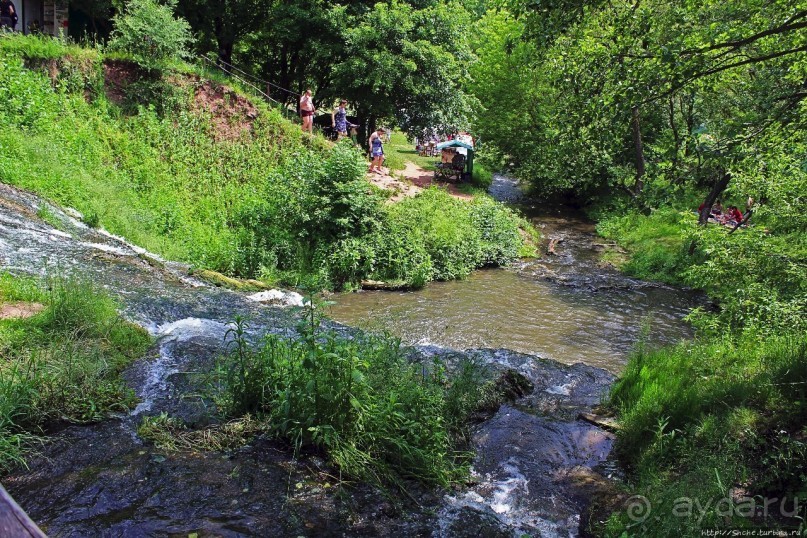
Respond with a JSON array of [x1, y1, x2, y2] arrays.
[[103, 60, 145, 106], [191, 81, 259, 142], [102, 62, 258, 142]]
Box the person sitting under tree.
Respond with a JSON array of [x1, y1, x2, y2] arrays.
[[299, 89, 315, 134]]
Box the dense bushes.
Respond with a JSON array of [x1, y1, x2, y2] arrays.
[[214, 315, 488, 487], [318, 188, 529, 288], [0, 273, 151, 470]]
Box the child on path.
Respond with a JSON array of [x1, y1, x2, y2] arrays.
[[368, 128, 386, 173]]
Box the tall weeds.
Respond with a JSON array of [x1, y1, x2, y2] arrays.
[[214, 312, 487, 488]]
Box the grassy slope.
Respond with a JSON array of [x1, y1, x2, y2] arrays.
[[0, 35, 323, 276], [0, 35, 527, 290]]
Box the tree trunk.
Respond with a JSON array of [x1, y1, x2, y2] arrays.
[[631, 106, 645, 195], [214, 18, 234, 66], [698, 172, 732, 225], [689, 171, 732, 255]]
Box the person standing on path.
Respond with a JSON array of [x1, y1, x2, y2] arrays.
[[368, 127, 386, 173], [299, 89, 315, 134], [331, 100, 350, 140]]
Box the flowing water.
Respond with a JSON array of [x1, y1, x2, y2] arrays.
[[0, 178, 699, 537], [329, 177, 699, 373]]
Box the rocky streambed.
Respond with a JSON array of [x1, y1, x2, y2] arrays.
[[0, 179, 692, 537]]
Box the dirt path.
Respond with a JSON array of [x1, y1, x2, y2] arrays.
[[366, 161, 473, 202], [0, 301, 45, 320]]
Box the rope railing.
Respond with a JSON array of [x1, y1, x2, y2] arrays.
[[195, 53, 299, 121], [209, 54, 301, 99]]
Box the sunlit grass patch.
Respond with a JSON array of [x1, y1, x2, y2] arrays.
[[0, 273, 151, 471]]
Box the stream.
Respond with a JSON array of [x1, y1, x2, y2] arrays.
[[329, 177, 698, 374], [0, 177, 699, 537]]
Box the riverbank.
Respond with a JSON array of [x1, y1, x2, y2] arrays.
[[0, 179, 616, 537], [587, 204, 807, 535], [0, 33, 527, 292]]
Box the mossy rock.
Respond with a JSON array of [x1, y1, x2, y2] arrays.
[[190, 269, 270, 292]]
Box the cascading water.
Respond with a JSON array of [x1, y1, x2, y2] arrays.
[[0, 178, 698, 537]]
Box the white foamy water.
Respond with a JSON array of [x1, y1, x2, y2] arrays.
[[438, 459, 570, 537], [247, 289, 306, 307], [133, 318, 235, 415]]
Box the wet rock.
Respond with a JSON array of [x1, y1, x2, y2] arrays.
[[440, 506, 514, 538]]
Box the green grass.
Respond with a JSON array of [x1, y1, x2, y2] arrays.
[[0, 32, 98, 61], [601, 334, 807, 536], [206, 311, 499, 488], [596, 207, 695, 285], [384, 131, 438, 172], [0, 273, 151, 470]]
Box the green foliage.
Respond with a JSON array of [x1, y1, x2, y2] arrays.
[[0, 33, 97, 61], [686, 226, 807, 337], [214, 315, 485, 487], [0, 273, 151, 471], [471, 163, 493, 189], [605, 334, 807, 535], [350, 188, 527, 286], [328, 0, 477, 136], [109, 0, 193, 71], [596, 208, 695, 284], [469, 2, 807, 200]]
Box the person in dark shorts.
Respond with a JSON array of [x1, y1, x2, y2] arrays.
[[299, 89, 315, 134], [0, 0, 18, 30]]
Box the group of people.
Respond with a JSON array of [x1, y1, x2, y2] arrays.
[[299, 90, 357, 140], [299, 89, 387, 173], [414, 130, 474, 156], [697, 199, 750, 226], [0, 0, 18, 30]]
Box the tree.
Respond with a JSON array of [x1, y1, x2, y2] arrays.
[[469, 0, 807, 201], [176, 0, 269, 65], [329, 0, 476, 140]]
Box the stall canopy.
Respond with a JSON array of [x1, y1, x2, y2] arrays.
[[434, 140, 474, 177]]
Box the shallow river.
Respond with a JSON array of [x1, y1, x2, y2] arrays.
[[0, 176, 700, 537], [330, 177, 699, 373]]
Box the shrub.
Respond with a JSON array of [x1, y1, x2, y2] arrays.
[[214, 316, 486, 487], [108, 0, 193, 71]]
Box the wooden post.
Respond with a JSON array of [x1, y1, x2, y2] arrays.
[[0, 483, 47, 537]]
